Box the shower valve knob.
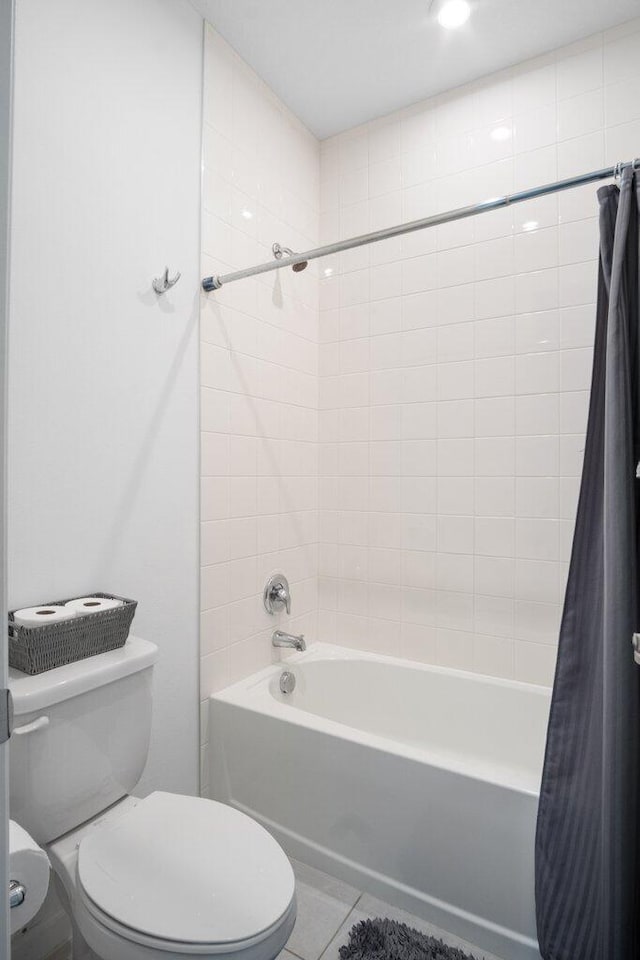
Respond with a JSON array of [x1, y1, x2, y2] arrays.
[[263, 574, 291, 615]]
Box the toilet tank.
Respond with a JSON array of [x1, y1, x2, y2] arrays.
[[8, 637, 158, 844]]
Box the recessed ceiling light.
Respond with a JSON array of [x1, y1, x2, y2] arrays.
[[490, 125, 511, 142], [522, 220, 539, 232], [437, 0, 471, 29], [241, 208, 253, 220], [323, 267, 334, 277]]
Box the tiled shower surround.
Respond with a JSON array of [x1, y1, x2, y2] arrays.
[[199, 26, 320, 791], [200, 19, 640, 784], [316, 21, 640, 686]]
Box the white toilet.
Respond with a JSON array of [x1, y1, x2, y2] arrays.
[[8, 637, 296, 960]]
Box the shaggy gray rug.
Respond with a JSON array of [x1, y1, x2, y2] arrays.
[[338, 918, 478, 960]]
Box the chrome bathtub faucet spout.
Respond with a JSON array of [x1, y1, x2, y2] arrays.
[[272, 629, 306, 652]]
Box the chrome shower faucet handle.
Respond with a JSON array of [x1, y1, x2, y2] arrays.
[[263, 574, 291, 615]]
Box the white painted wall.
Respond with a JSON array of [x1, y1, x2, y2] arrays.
[[10, 5, 202, 956], [8, 0, 202, 799]]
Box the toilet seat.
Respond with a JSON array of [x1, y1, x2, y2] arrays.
[[75, 884, 296, 957], [74, 792, 296, 955]]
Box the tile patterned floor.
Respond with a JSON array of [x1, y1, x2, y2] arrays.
[[280, 857, 503, 960], [43, 856, 502, 960]]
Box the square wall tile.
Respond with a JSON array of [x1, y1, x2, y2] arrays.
[[201, 20, 608, 703]]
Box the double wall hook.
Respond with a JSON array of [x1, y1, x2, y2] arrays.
[[152, 266, 181, 295]]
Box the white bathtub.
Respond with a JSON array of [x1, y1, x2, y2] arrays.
[[209, 643, 550, 960]]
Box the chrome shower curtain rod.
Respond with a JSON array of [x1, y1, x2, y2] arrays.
[[201, 158, 639, 293]]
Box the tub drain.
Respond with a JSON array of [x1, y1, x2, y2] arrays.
[[280, 670, 296, 694]]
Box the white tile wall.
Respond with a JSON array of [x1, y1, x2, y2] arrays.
[[317, 19, 640, 688], [200, 26, 320, 794], [201, 18, 640, 777]]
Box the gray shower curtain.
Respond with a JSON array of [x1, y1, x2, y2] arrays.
[[535, 166, 640, 959]]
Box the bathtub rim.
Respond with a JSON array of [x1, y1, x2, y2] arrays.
[[209, 642, 551, 797]]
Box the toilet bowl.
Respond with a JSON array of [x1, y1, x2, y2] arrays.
[[49, 793, 296, 960], [8, 637, 296, 960]]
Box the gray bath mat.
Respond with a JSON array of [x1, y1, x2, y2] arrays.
[[339, 918, 478, 960]]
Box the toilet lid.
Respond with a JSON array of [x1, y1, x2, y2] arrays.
[[77, 792, 295, 946]]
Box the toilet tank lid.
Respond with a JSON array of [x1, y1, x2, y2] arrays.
[[9, 636, 158, 716]]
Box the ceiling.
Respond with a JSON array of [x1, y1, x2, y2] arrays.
[[193, 0, 640, 139]]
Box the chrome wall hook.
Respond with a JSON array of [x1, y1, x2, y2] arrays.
[[152, 266, 181, 295]]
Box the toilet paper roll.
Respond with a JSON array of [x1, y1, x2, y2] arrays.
[[65, 596, 123, 615], [9, 820, 50, 934], [13, 605, 76, 628]]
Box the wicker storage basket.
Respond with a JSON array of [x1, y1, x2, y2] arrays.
[[8, 593, 137, 675]]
